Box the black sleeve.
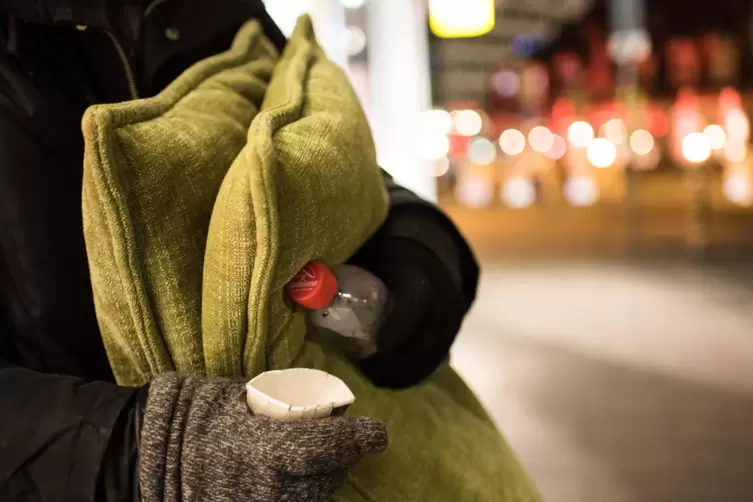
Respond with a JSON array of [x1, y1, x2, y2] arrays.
[[0, 358, 145, 502], [350, 171, 480, 388], [0, 68, 147, 502], [378, 171, 479, 307]]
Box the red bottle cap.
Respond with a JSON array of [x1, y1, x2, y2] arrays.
[[286, 262, 338, 310]]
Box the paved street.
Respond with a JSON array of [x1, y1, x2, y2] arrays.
[[452, 261, 753, 502]]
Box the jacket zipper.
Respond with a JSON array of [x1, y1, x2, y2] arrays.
[[104, 30, 139, 100], [101, 0, 174, 101]]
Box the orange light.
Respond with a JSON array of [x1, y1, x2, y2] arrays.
[[629, 129, 655, 156], [586, 138, 617, 168], [719, 87, 742, 115], [681, 133, 711, 163]]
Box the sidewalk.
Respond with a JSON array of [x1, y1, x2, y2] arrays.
[[452, 260, 753, 502], [443, 202, 753, 261]]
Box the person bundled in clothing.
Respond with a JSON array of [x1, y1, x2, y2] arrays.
[[0, 1, 479, 500]]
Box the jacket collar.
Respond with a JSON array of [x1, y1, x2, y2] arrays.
[[4, 0, 148, 27], [2, 0, 282, 99]]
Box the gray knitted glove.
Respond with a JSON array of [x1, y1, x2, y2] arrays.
[[139, 374, 387, 502]]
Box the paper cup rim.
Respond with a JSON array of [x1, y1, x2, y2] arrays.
[[245, 368, 355, 411]]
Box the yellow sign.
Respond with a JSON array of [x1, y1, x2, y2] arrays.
[[429, 0, 495, 38]]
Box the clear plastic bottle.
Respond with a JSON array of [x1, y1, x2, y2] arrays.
[[286, 262, 390, 359]]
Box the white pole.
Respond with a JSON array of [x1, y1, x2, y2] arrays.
[[366, 0, 436, 201], [304, 0, 348, 69], [263, 0, 348, 69]]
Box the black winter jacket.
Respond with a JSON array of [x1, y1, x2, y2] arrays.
[[0, 1, 479, 501]]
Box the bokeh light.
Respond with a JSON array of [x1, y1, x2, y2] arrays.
[[420, 133, 451, 160], [501, 177, 536, 208], [453, 109, 483, 136], [346, 26, 367, 56], [567, 121, 595, 148], [703, 124, 727, 151], [602, 118, 627, 144], [681, 132, 711, 163], [455, 177, 493, 208], [545, 134, 567, 160], [650, 110, 669, 138], [724, 141, 747, 163], [719, 86, 743, 113], [564, 176, 599, 206], [633, 144, 661, 171], [422, 109, 453, 135], [341, 0, 366, 7], [432, 157, 451, 177], [723, 173, 753, 206], [468, 137, 497, 165], [528, 126, 554, 153], [586, 138, 617, 168], [492, 70, 521, 97], [724, 109, 750, 140], [429, 0, 496, 39], [499, 129, 526, 156], [629, 129, 655, 155]]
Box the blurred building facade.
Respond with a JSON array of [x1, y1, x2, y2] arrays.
[[430, 0, 592, 105]]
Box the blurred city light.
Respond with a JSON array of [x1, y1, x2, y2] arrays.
[[341, 0, 366, 8], [703, 124, 727, 151], [602, 118, 627, 144], [681, 133, 711, 164], [420, 133, 451, 160], [545, 134, 567, 160], [633, 145, 661, 170], [587, 138, 618, 168], [501, 177, 536, 208], [511, 35, 539, 59], [422, 109, 453, 135], [607, 28, 652, 64], [568, 121, 595, 148], [564, 175, 599, 206], [723, 142, 747, 163], [529, 126, 554, 153], [453, 109, 483, 136], [629, 129, 655, 155], [649, 110, 669, 138], [719, 87, 743, 115], [346, 26, 367, 56], [468, 137, 497, 165], [429, 0, 495, 39], [499, 129, 526, 156], [456, 177, 493, 208], [432, 157, 451, 177], [492, 70, 521, 97], [723, 173, 753, 206], [724, 109, 750, 141], [552, 98, 576, 128]]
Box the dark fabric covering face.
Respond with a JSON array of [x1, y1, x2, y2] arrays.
[[0, 0, 478, 500]]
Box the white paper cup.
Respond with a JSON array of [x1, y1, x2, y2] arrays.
[[245, 368, 355, 421]]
